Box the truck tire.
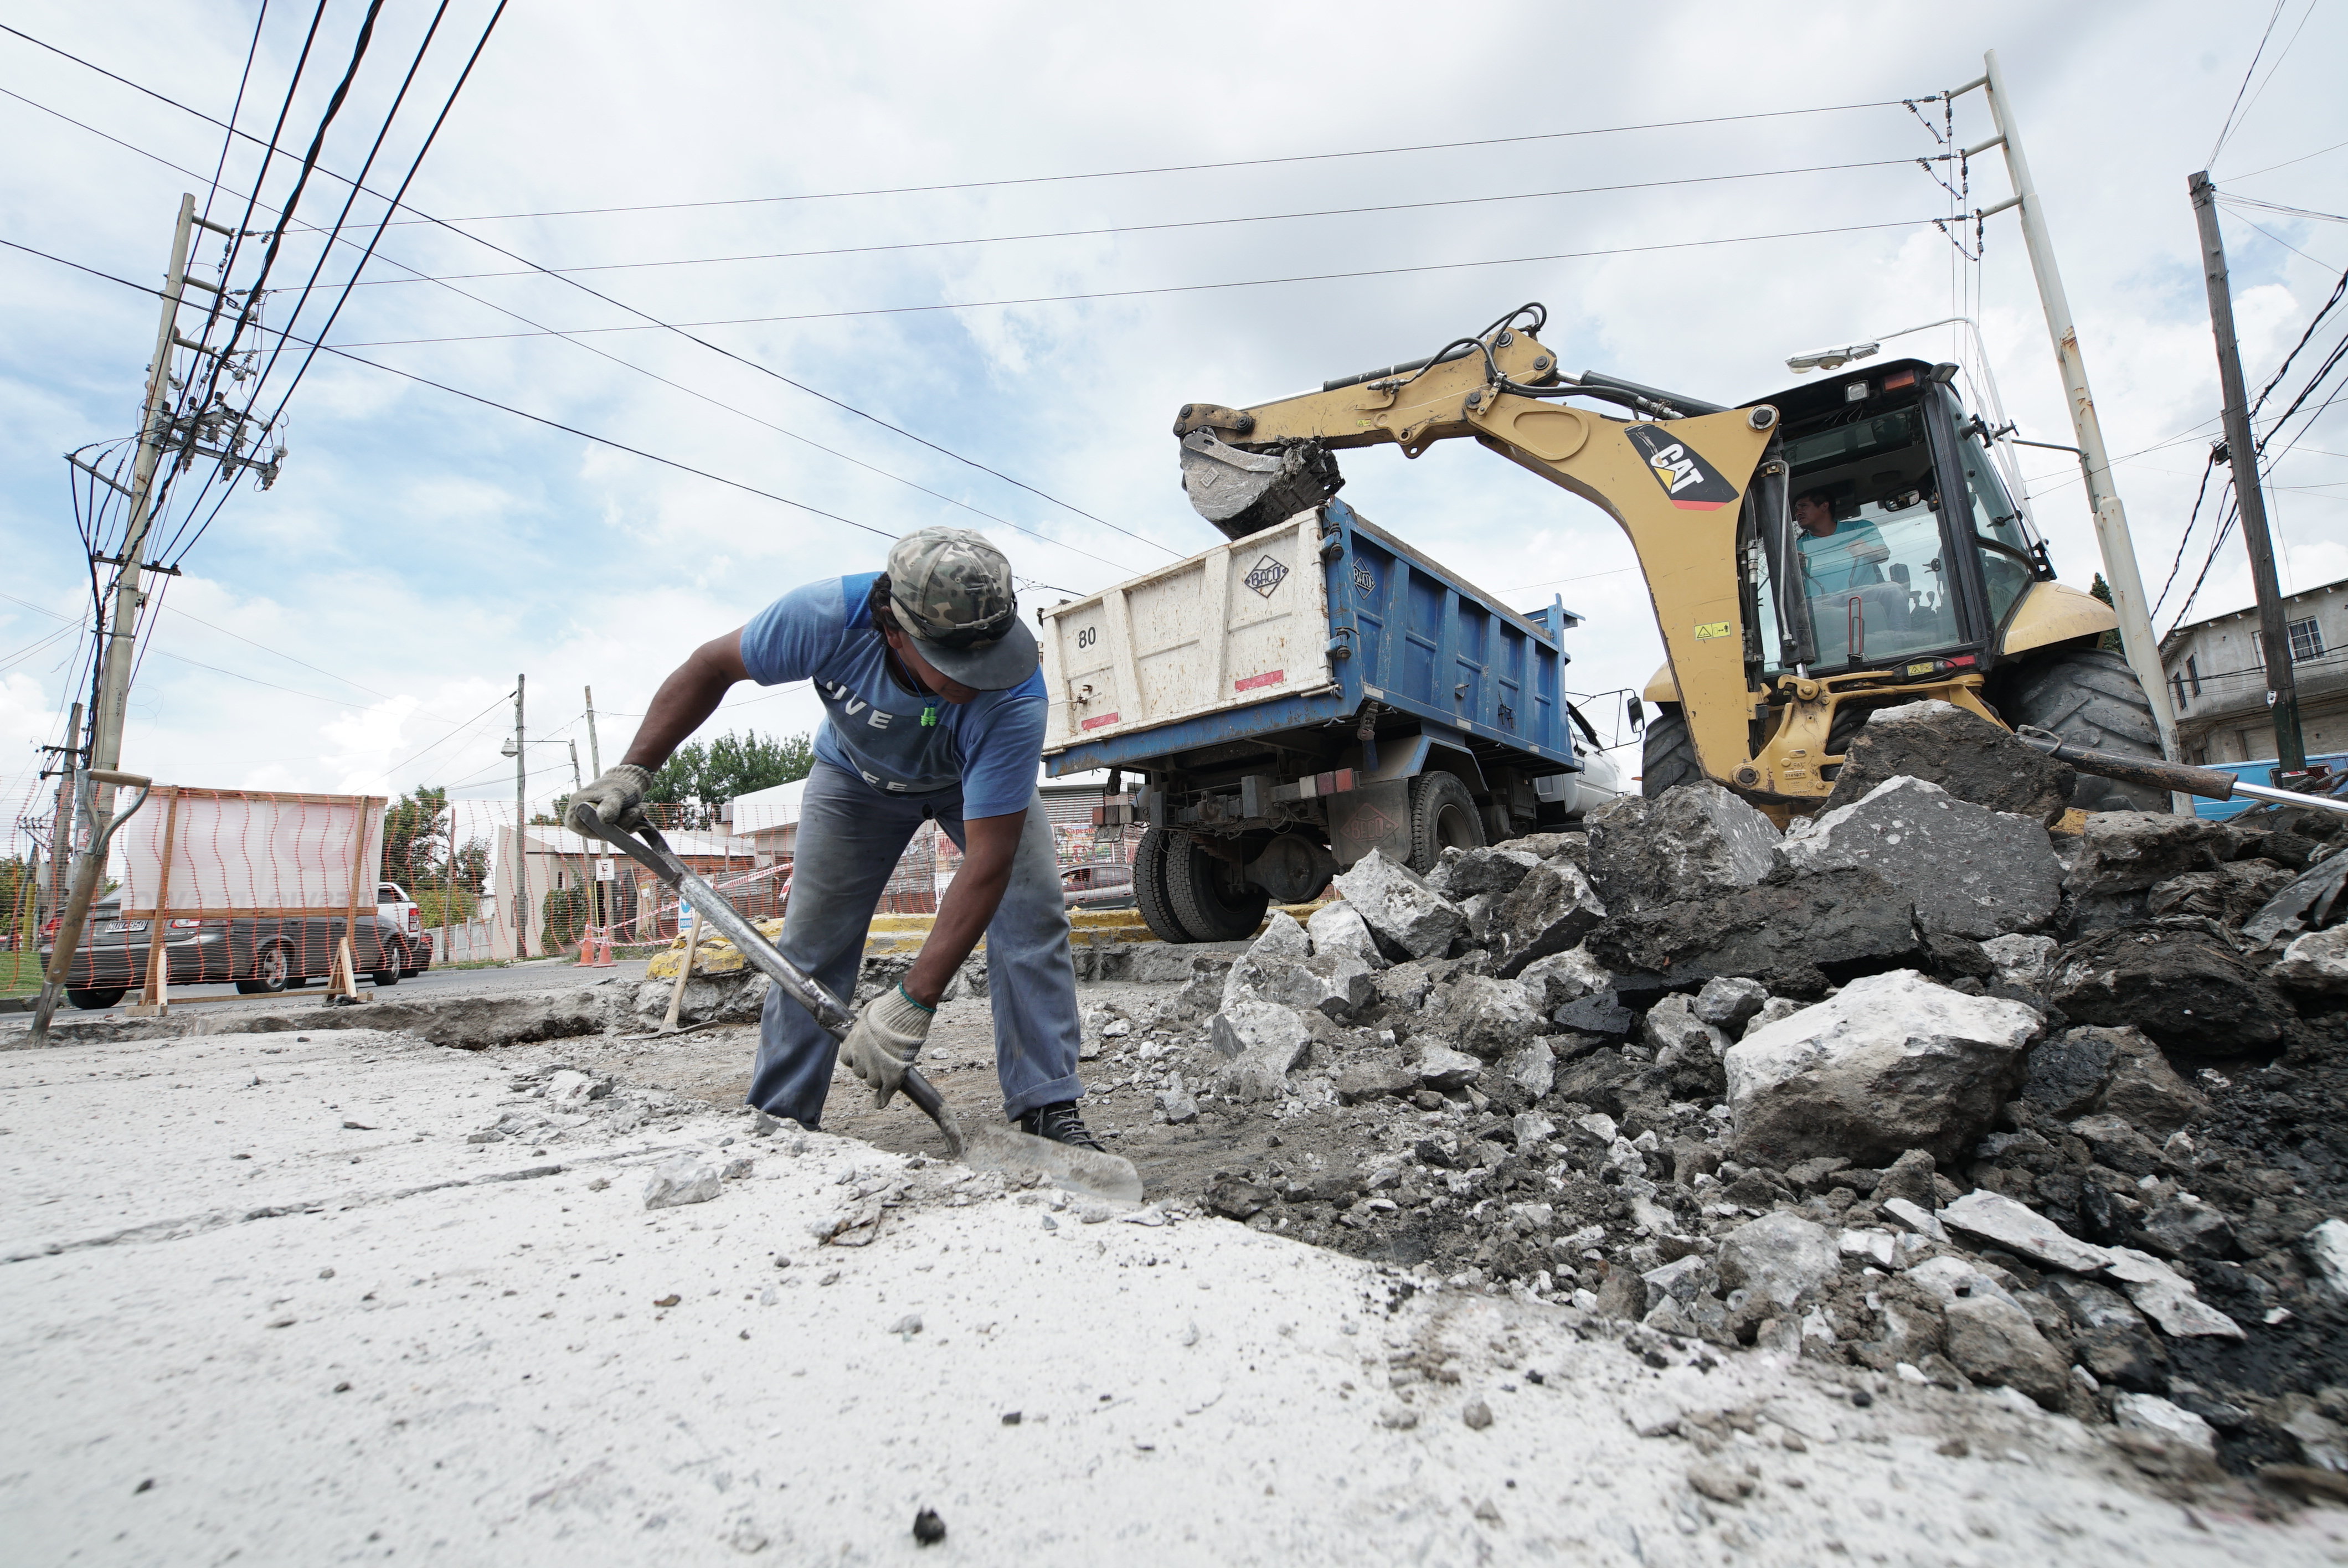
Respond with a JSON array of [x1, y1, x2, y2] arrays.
[[1132, 826, 1191, 945], [236, 941, 292, 995], [1641, 704, 1702, 799], [1164, 832, 1270, 942], [370, 940, 405, 987], [66, 987, 125, 1010], [2005, 646, 2169, 813], [1407, 771, 1485, 873]]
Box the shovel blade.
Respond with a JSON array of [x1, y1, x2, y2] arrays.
[[961, 1121, 1144, 1205]]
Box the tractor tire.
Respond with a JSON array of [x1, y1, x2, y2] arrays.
[[1407, 771, 1485, 873], [2006, 646, 2169, 813], [1163, 832, 1270, 943], [1132, 826, 1191, 945], [1640, 704, 1702, 799]]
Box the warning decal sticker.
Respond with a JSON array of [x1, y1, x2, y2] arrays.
[[1621, 424, 1739, 512]]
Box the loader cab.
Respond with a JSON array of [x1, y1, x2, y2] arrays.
[[1742, 359, 2050, 685]]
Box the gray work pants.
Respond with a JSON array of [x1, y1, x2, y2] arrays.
[[749, 760, 1084, 1127]]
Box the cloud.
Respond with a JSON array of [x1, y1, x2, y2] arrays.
[[1, 0, 2341, 835]]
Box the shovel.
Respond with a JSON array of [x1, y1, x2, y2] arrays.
[[571, 804, 1143, 1204]]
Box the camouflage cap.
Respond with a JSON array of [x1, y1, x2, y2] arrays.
[[883, 527, 1038, 690]]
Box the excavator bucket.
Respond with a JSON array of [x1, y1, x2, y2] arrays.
[[1180, 430, 1343, 540]]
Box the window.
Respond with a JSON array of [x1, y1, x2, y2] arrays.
[[2187, 656, 2202, 697], [2290, 617, 2324, 663]]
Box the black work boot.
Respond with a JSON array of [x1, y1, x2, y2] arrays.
[[1017, 1101, 1104, 1151]]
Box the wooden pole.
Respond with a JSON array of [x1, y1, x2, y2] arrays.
[[662, 898, 703, 1033], [2190, 169, 2306, 774], [130, 787, 179, 1016]]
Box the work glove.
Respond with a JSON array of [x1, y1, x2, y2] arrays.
[[573, 762, 653, 834], [842, 983, 934, 1110]]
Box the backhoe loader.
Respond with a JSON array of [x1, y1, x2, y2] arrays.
[[1172, 303, 2165, 814]]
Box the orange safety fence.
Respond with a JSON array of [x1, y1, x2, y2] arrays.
[[3, 776, 1142, 1009]]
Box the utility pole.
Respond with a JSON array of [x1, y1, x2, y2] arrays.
[[1951, 51, 2183, 775], [513, 674, 529, 961], [584, 685, 601, 777], [568, 738, 583, 791], [34, 195, 230, 1033], [2189, 171, 2305, 775], [43, 700, 83, 925]]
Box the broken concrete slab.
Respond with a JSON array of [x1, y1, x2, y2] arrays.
[[2020, 1025, 2206, 1133], [1820, 699, 2076, 826], [2113, 1392, 2218, 1454], [1412, 973, 1543, 1061], [2045, 924, 2291, 1056], [1305, 901, 1386, 971], [1725, 971, 2040, 1167], [1777, 776, 2061, 939], [1330, 850, 1465, 961], [1584, 782, 1779, 916], [1406, 1041, 1483, 1091], [1692, 976, 1768, 1032], [1487, 860, 1608, 978], [2272, 925, 2348, 994], [1938, 1189, 2113, 1276], [1591, 866, 1927, 999], [1428, 844, 1540, 902], [1712, 1211, 1840, 1310], [2147, 861, 2297, 927], [1943, 1294, 2070, 1409], [1516, 946, 1613, 1013], [2062, 813, 2239, 897], [1641, 993, 1728, 1066], [1979, 933, 2058, 991]]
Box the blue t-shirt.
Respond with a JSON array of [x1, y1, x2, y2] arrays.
[[739, 572, 1046, 819]]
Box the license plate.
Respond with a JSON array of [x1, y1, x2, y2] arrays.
[[108, 921, 148, 934]]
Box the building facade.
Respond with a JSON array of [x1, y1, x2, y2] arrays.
[[2159, 575, 2348, 765]]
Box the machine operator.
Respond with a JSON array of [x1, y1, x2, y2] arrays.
[[1794, 486, 1891, 595]]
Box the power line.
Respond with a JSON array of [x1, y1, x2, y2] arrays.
[[390, 100, 1917, 225], [328, 215, 1948, 348], [346, 156, 1930, 288], [2221, 133, 2348, 183], [172, 0, 509, 569], [0, 233, 1156, 577], [195, 0, 270, 235], [0, 24, 1167, 558], [0, 80, 1153, 559], [2207, 1, 2290, 168]]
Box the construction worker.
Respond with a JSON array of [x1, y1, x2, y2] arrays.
[[573, 527, 1099, 1149]]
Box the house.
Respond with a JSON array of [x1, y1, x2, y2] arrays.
[[487, 822, 756, 958], [719, 768, 1133, 916], [2159, 575, 2348, 765]]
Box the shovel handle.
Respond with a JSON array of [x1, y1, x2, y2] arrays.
[[568, 801, 972, 1152], [2011, 727, 2243, 801]]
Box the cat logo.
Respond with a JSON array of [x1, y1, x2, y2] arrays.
[[1621, 424, 1739, 512]]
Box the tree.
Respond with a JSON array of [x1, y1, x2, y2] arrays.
[[2089, 575, 2124, 653], [382, 787, 451, 889], [645, 730, 815, 827]]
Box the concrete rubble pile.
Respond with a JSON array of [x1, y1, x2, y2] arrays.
[[1111, 700, 2348, 1479]]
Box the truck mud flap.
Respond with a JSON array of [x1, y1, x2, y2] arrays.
[[1327, 779, 1412, 869]]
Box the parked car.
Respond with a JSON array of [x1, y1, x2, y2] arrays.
[[1061, 861, 1136, 910], [38, 880, 431, 1010]]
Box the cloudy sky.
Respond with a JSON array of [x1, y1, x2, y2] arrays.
[[3, 0, 2344, 840]]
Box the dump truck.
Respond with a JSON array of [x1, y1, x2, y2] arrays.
[[1037, 499, 1621, 944]]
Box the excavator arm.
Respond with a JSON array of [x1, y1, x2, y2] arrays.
[[1174, 314, 1783, 798]]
